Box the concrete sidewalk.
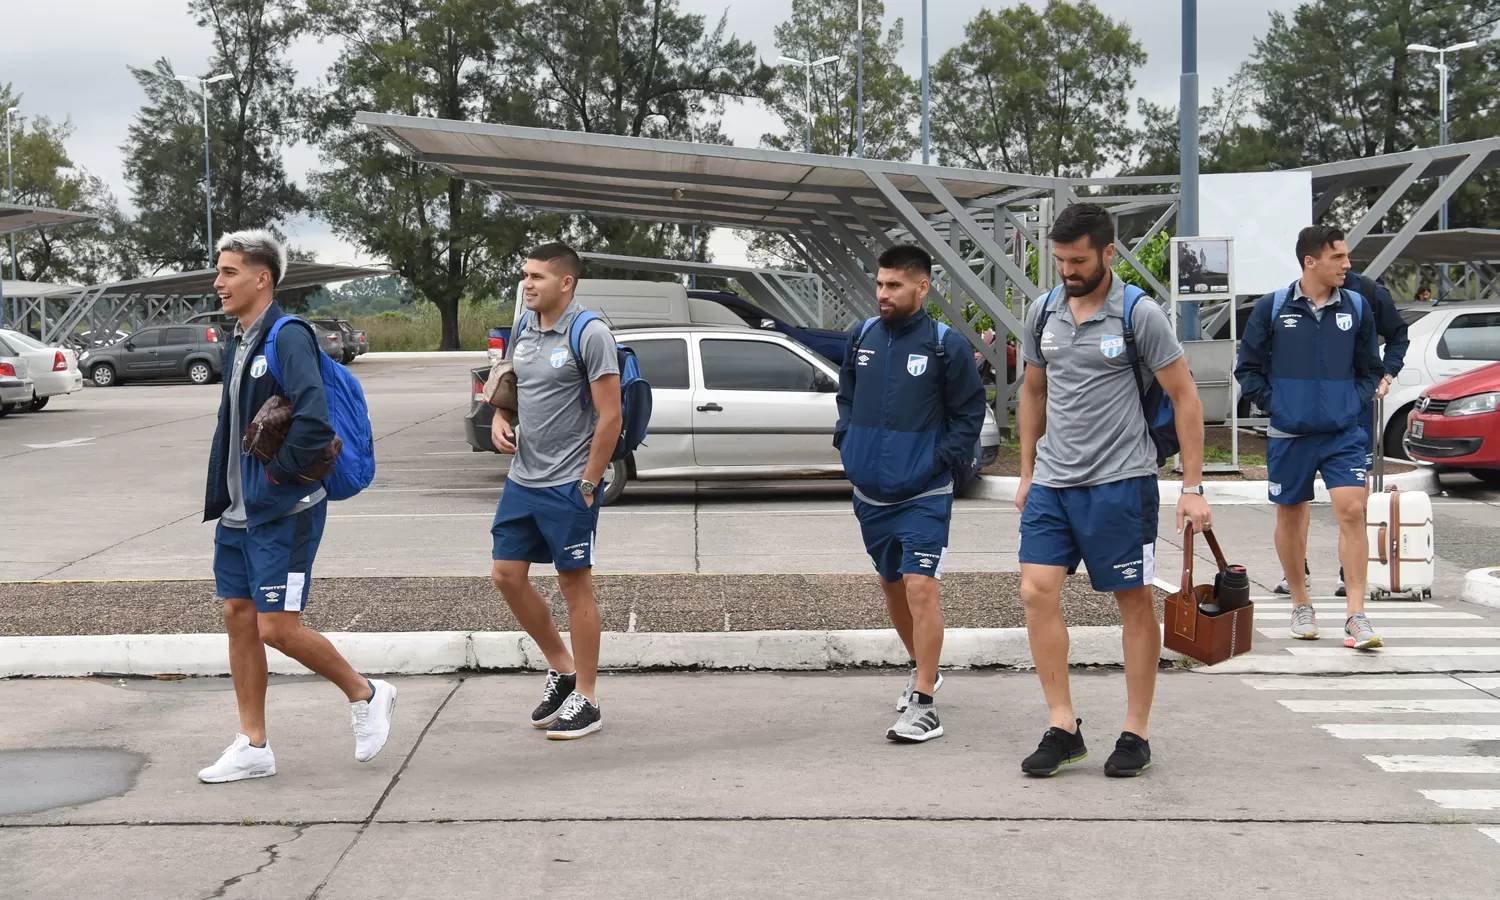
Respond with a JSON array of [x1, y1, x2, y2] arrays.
[[3, 671, 1499, 899]]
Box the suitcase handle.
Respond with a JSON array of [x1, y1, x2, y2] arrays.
[[1375, 525, 1389, 564]]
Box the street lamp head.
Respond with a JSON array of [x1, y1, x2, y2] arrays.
[[813, 55, 841, 67], [1407, 43, 1439, 53], [204, 73, 233, 84], [1447, 41, 1480, 52], [174, 75, 196, 83], [777, 55, 806, 66]]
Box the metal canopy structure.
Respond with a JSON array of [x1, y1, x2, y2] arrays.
[[578, 251, 825, 327], [5, 262, 393, 347], [1348, 228, 1500, 266], [0, 202, 100, 237]]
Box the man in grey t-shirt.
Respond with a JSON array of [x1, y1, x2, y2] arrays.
[[1015, 204, 1211, 780], [489, 242, 621, 741]]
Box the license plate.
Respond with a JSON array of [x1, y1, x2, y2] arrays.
[[1411, 420, 1424, 439]]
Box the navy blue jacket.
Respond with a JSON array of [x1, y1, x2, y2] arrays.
[[1343, 271, 1408, 378], [203, 301, 338, 527], [1234, 283, 1383, 436], [833, 310, 987, 503]]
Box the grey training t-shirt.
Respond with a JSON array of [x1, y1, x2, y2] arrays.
[[1021, 275, 1184, 488], [508, 300, 621, 488]]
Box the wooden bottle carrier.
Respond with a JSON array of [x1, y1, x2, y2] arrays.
[[1163, 527, 1254, 666]]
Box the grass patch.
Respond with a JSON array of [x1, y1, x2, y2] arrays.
[[351, 299, 511, 352], [1204, 443, 1267, 467]]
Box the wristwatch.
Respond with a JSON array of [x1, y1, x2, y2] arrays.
[[1181, 484, 1205, 496], [579, 479, 597, 497]]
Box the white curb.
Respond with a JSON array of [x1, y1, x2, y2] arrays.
[[1462, 568, 1500, 611], [971, 467, 1438, 505], [0, 627, 1146, 678]]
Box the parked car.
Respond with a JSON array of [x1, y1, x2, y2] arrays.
[[74, 329, 130, 350], [80, 324, 225, 387], [1377, 305, 1500, 458], [685, 289, 851, 365], [352, 327, 369, 356], [0, 330, 82, 410], [185, 311, 349, 361], [309, 318, 355, 363], [1404, 361, 1500, 486], [464, 323, 1003, 505], [0, 348, 35, 416]]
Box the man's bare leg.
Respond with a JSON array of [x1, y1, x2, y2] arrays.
[[224, 598, 268, 745], [903, 574, 943, 696], [556, 567, 601, 701], [256, 611, 371, 702], [1330, 486, 1369, 616], [1115, 585, 1160, 739], [492, 559, 575, 675], [879, 578, 916, 660], [1020, 563, 1076, 731], [1276, 502, 1314, 608]]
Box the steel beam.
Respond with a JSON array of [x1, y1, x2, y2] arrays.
[[800, 225, 879, 316], [915, 172, 1041, 304], [1364, 150, 1488, 280], [815, 210, 883, 278], [836, 193, 897, 250], [1344, 162, 1426, 249], [1312, 173, 1355, 221]]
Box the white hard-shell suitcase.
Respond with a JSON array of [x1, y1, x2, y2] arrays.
[[1366, 398, 1435, 600]]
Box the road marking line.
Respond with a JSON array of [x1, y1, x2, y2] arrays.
[[1252, 601, 1442, 610], [1419, 790, 1500, 810], [1366, 755, 1500, 773], [1480, 827, 1500, 847], [1287, 646, 1500, 657], [1242, 676, 1477, 691], [1278, 698, 1500, 713], [22, 437, 96, 449], [1254, 612, 1480, 620], [1319, 724, 1500, 740], [1460, 676, 1500, 690], [1261, 626, 1500, 640]]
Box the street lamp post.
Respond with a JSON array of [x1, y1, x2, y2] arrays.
[[176, 72, 233, 263], [777, 55, 840, 153], [1408, 40, 1478, 300], [5, 106, 18, 280], [921, 0, 930, 164], [856, 0, 863, 159]]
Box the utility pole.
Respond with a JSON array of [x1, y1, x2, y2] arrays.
[[1178, 1, 1200, 341], [176, 72, 233, 264], [5, 106, 18, 280], [921, 0, 930, 164], [856, 0, 864, 158], [1408, 40, 1477, 300], [778, 55, 840, 153]]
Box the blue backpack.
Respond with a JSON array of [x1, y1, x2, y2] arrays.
[[264, 318, 376, 501], [1032, 284, 1180, 467], [1271, 283, 1364, 329], [853, 316, 984, 491], [518, 309, 651, 462]]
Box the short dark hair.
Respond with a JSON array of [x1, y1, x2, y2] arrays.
[[877, 244, 932, 276], [1050, 203, 1115, 251], [528, 241, 582, 280], [1295, 225, 1345, 268], [1417, 283, 1433, 295]]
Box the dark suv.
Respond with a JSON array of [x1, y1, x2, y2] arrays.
[[80, 325, 225, 387]]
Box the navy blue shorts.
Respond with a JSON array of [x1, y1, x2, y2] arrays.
[[491, 479, 600, 571], [1019, 476, 1159, 593], [1267, 426, 1368, 505], [853, 491, 952, 583], [213, 503, 327, 613]]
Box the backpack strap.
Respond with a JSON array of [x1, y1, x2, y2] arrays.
[[1119, 286, 1156, 428], [1031, 285, 1062, 364], [263, 315, 317, 390], [1271, 284, 1294, 320], [567, 310, 608, 407], [1338, 288, 1365, 329]]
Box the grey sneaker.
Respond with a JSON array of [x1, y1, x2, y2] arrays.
[[1290, 604, 1320, 640], [896, 670, 945, 711], [886, 700, 943, 743], [1344, 613, 1384, 650]]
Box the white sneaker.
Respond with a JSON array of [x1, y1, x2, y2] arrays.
[[896, 670, 945, 711], [351, 679, 397, 762], [198, 734, 276, 784]]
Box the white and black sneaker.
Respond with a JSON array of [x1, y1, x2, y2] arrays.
[[886, 697, 943, 743], [896, 669, 945, 711], [546, 692, 602, 741], [530, 669, 577, 728], [1274, 561, 1312, 595]]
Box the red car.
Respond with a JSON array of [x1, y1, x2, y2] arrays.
[[1405, 361, 1500, 487]]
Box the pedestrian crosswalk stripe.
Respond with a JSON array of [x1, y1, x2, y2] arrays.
[[1242, 676, 1477, 691], [1461, 676, 1500, 690], [1252, 601, 1441, 610], [1320, 724, 1500, 740], [1418, 790, 1500, 810], [1480, 827, 1500, 847], [1287, 646, 1500, 657], [1260, 627, 1500, 640], [1253, 612, 1481, 620], [1278, 698, 1500, 713], [1366, 755, 1500, 773]]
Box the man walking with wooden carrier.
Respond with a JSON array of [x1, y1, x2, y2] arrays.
[[1235, 226, 1385, 649]]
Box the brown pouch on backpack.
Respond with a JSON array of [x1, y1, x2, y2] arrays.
[[244, 394, 342, 483], [483, 359, 519, 425]]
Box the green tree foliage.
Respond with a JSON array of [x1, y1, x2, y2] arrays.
[[929, 0, 1144, 177], [762, 0, 917, 160]]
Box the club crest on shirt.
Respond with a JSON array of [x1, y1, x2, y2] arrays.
[[249, 355, 268, 378], [906, 354, 928, 376], [1336, 312, 1353, 331], [1100, 335, 1125, 359], [550, 347, 569, 368]]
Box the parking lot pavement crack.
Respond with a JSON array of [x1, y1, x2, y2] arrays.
[[371, 404, 468, 445], [0, 412, 218, 461], [200, 823, 308, 900], [36, 508, 203, 580], [306, 676, 466, 900]]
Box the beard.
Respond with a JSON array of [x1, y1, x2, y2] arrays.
[[1063, 262, 1108, 297]]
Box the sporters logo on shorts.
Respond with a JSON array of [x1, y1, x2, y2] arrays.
[[565, 540, 590, 562]]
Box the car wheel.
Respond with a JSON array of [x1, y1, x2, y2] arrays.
[[1470, 469, 1500, 489], [1384, 404, 1413, 460], [91, 363, 117, 387], [188, 361, 213, 385], [598, 458, 629, 506], [0, 403, 11, 418], [29, 396, 49, 412]]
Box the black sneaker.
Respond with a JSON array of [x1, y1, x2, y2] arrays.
[[1104, 732, 1152, 777], [530, 669, 576, 728], [1020, 719, 1088, 776], [546, 692, 601, 741], [1335, 566, 1347, 598]]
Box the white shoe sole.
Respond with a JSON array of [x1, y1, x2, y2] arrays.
[[887, 725, 944, 743], [532, 708, 565, 728], [199, 764, 276, 784], [896, 672, 945, 712], [546, 720, 602, 740], [355, 682, 398, 763]]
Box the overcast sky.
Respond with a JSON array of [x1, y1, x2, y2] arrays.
[[4, 0, 1301, 269]]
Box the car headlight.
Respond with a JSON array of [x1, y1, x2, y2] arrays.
[[1445, 392, 1500, 417], [79, 351, 90, 361]]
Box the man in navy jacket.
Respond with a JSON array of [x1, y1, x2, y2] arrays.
[[834, 244, 986, 744], [1235, 225, 1385, 650], [198, 229, 396, 784]]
